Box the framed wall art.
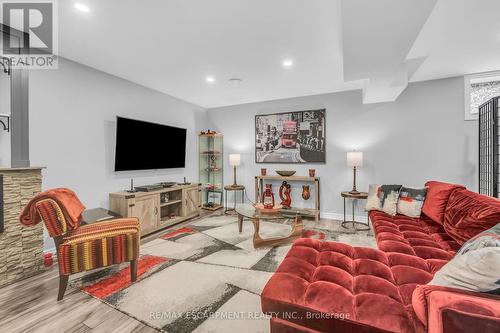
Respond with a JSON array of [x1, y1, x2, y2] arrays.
[[255, 109, 326, 163]]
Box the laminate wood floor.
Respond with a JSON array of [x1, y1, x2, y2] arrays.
[[0, 211, 218, 333], [0, 263, 159, 333], [0, 210, 356, 333]]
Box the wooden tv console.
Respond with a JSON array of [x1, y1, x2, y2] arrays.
[[109, 183, 201, 236]]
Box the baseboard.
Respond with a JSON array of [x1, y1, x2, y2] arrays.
[[320, 212, 369, 223]]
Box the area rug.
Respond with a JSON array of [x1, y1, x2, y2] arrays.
[[71, 214, 376, 333]]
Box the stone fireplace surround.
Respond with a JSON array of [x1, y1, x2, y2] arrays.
[[0, 167, 44, 288]]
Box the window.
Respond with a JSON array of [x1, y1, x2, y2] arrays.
[[464, 71, 500, 120]]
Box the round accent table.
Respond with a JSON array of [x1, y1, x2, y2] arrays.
[[341, 191, 370, 231], [224, 185, 245, 215]]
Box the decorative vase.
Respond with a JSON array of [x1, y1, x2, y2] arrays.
[[279, 181, 292, 208], [262, 184, 275, 209], [261, 168, 267, 176], [302, 185, 311, 200], [44, 253, 53, 267], [309, 169, 316, 177]]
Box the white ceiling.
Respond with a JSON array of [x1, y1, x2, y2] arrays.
[[409, 0, 500, 82], [342, 0, 437, 103], [58, 0, 363, 108], [55, 0, 500, 108]]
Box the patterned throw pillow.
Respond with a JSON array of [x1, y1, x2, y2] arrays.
[[430, 223, 500, 294], [365, 184, 402, 216], [380, 185, 402, 216], [366, 184, 383, 211], [397, 187, 427, 218]]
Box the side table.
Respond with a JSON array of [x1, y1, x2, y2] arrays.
[[224, 185, 245, 215], [341, 191, 370, 231]]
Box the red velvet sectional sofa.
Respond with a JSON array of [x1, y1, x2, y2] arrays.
[[261, 181, 500, 333]]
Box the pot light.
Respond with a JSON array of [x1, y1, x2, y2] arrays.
[[228, 78, 243, 86], [282, 59, 293, 68], [205, 76, 215, 83], [74, 3, 90, 13]]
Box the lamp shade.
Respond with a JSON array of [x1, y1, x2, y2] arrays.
[[229, 154, 241, 166], [346, 151, 363, 167]]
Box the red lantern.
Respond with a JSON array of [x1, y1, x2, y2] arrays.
[[262, 184, 275, 209]]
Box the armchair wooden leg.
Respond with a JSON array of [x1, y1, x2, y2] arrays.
[[57, 275, 69, 301], [130, 259, 137, 282]]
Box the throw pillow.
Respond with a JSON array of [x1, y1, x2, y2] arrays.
[[421, 181, 465, 225], [443, 189, 500, 245], [366, 184, 383, 211], [429, 223, 500, 294], [380, 185, 402, 216], [397, 186, 427, 218], [457, 223, 500, 255]]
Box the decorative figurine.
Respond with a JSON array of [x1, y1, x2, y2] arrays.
[[262, 184, 275, 209], [261, 168, 267, 176], [309, 169, 316, 177], [199, 129, 218, 135], [210, 155, 217, 170], [279, 181, 292, 208], [302, 185, 311, 200]]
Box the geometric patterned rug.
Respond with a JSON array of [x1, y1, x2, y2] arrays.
[[71, 214, 376, 333]]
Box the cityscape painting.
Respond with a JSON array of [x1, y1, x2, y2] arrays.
[[255, 109, 326, 163]]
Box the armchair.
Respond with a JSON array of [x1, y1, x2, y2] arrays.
[[20, 189, 140, 300]]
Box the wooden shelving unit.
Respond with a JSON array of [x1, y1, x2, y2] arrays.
[[160, 199, 182, 207], [109, 183, 201, 237], [255, 175, 320, 222]]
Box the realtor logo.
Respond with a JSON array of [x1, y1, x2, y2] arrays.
[[1, 0, 58, 69]]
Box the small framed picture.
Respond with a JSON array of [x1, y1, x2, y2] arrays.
[[207, 190, 222, 205]]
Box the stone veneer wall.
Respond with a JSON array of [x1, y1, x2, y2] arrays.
[[0, 168, 44, 288]]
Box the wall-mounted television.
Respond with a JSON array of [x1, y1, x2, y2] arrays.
[[114, 117, 187, 171]]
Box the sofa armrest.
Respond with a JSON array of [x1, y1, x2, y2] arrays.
[[412, 285, 500, 333]]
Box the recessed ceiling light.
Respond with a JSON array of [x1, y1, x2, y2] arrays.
[[205, 76, 215, 83], [282, 59, 293, 68], [228, 78, 243, 86], [74, 3, 90, 13]]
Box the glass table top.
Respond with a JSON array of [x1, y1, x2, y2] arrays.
[[235, 203, 317, 220]]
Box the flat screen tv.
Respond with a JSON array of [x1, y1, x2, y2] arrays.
[[114, 117, 187, 171]]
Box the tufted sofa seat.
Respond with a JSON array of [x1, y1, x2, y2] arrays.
[[262, 181, 500, 333], [261, 238, 447, 333], [369, 211, 460, 261]]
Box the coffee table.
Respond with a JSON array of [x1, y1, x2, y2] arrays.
[[236, 204, 315, 248]]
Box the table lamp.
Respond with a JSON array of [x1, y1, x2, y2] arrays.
[[229, 154, 241, 186], [346, 151, 363, 194]]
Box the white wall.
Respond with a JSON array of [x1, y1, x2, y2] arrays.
[[26, 58, 205, 250], [0, 71, 10, 166], [2, 63, 478, 248], [29, 58, 206, 208], [207, 76, 477, 219]]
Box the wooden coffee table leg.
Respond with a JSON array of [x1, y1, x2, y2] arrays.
[[252, 216, 304, 248], [238, 214, 243, 233]]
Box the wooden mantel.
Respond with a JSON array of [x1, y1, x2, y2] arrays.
[[0, 167, 45, 172]]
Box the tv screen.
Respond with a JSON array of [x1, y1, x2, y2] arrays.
[[114, 117, 187, 171]]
